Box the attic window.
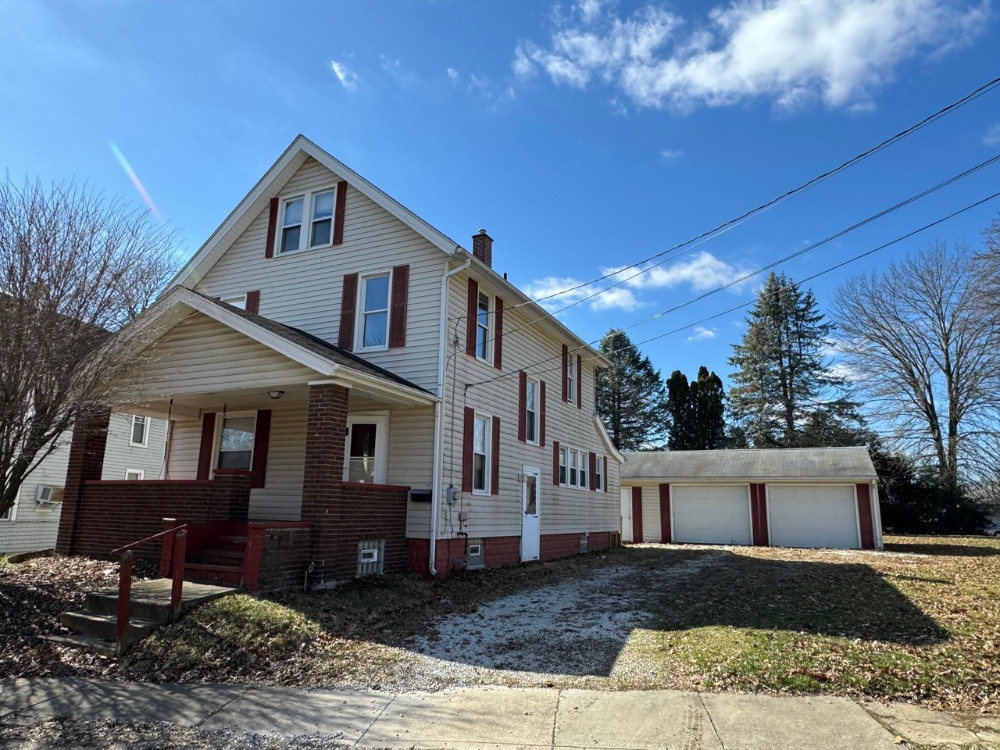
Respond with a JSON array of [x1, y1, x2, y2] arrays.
[[278, 188, 336, 255]]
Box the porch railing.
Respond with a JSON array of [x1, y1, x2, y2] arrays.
[[110, 525, 187, 655]]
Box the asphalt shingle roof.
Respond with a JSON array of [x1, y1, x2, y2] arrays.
[[621, 447, 877, 481]]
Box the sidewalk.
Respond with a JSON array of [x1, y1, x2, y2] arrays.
[[2, 678, 997, 749]]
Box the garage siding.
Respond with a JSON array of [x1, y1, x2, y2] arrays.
[[767, 484, 859, 549]]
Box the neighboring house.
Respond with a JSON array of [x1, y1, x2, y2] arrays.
[[55, 135, 624, 589], [620, 447, 883, 550], [0, 414, 166, 556]]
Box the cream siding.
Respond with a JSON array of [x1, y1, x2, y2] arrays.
[[192, 158, 445, 392], [165, 420, 200, 481], [141, 313, 322, 395], [438, 271, 621, 542], [640, 485, 663, 543]]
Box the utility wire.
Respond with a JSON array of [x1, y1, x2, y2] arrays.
[[465, 165, 1000, 391]]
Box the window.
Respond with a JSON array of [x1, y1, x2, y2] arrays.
[[129, 415, 149, 447], [560, 447, 589, 489], [124, 469, 144, 481], [472, 414, 490, 493], [359, 273, 390, 350], [566, 356, 576, 405], [595, 455, 604, 491], [217, 416, 255, 470], [0, 496, 14, 521], [221, 294, 247, 310], [525, 377, 539, 444], [278, 188, 336, 255], [476, 291, 491, 361]]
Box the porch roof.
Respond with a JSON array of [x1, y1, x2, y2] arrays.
[[117, 287, 436, 408]]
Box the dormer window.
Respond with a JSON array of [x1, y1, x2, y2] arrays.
[[278, 188, 337, 255]]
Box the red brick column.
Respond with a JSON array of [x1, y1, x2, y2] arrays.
[[56, 408, 111, 555], [299, 382, 349, 585]]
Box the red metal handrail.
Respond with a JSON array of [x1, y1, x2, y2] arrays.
[[112, 523, 188, 655]]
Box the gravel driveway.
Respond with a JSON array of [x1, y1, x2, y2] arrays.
[[388, 552, 723, 690]]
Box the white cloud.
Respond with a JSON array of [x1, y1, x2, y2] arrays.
[[522, 276, 642, 312], [330, 60, 358, 91], [447, 67, 460, 80], [659, 148, 683, 160], [985, 123, 1000, 147], [513, 0, 988, 111], [687, 325, 718, 341]]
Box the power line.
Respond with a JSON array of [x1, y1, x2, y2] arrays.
[[466, 182, 1000, 391], [478, 75, 1000, 347]]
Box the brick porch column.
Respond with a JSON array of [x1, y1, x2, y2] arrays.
[[56, 407, 111, 555], [299, 382, 349, 585]]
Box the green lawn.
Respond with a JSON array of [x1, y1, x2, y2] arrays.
[[624, 535, 1000, 710]]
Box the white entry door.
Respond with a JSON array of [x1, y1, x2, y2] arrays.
[[521, 466, 540, 562], [620, 487, 633, 543]]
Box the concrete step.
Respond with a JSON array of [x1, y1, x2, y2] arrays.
[[86, 591, 172, 622], [59, 610, 160, 647], [40, 632, 118, 658]]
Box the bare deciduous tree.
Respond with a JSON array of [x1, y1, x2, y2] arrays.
[[0, 179, 179, 518], [834, 240, 1000, 487]]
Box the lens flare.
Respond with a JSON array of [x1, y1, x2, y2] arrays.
[[109, 141, 164, 224]]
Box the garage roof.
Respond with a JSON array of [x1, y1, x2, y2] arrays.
[[622, 447, 877, 482]]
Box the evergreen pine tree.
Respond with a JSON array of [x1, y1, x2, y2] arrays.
[[595, 329, 667, 450], [665, 370, 693, 450], [728, 272, 855, 447], [665, 366, 726, 450]]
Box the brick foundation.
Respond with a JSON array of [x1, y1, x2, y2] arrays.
[[408, 531, 616, 577], [247, 522, 313, 592]]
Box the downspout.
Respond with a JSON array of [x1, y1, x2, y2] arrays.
[[430, 255, 472, 576]]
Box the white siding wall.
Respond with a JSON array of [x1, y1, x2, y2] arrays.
[[0, 441, 69, 555], [101, 413, 168, 481], [193, 158, 446, 392], [438, 271, 621, 542], [641, 485, 662, 543]]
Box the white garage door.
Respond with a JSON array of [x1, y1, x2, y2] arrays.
[[672, 485, 752, 545], [768, 484, 859, 549]]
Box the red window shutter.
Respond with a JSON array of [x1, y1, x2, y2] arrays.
[[196, 412, 216, 480], [517, 371, 527, 443], [561, 345, 568, 402], [491, 415, 501, 495], [552, 441, 560, 486], [245, 290, 260, 315], [494, 296, 504, 369], [332, 180, 347, 245], [462, 407, 474, 493], [389, 264, 409, 348], [539, 380, 547, 447], [577, 354, 583, 409], [251, 409, 271, 488], [603, 456, 608, 492], [589, 452, 597, 491], [466, 279, 478, 357], [265, 198, 278, 259], [338, 273, 358, 350]]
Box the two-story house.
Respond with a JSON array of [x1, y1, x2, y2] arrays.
[[55, 136, 623, 590]]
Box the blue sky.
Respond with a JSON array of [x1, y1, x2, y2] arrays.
[[2, 0, 998, 389]]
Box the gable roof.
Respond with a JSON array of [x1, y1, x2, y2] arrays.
[[119, 286, 436, 406], [595, 417, 625, 463], [621, 447, 877, 482], [168, 135, 604, 361]]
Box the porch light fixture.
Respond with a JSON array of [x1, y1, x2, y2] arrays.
[[268, 390, 285, 400]]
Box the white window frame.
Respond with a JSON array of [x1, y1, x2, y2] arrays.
[[124, 469, 145, 481], [275, 187, 338, 256], [595, 455, 604, 491], [560, 446, 588, 490], [356, 270, 392, 352], [525, 376, 539, 445], [343, 412, 389, 484], [214, 411, 257, 472], [221, 294, 247, 310], [475, 290, 493, 364], [129, 415, 150, 448], [566, 356, 576, 405], [1, 487, 18, 521], [472, 413, 492, 495]]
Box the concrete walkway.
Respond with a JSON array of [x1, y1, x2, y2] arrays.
[[2, 678, 997, 749]]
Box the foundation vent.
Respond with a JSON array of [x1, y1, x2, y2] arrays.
[[466, 537, 485, 570], [356, 539, 386, 577], [580, 533, 589, 554]]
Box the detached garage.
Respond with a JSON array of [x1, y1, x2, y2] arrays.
[[620, 447, 882, 550]]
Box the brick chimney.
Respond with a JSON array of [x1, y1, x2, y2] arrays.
[[472, 229, 493, 268]]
